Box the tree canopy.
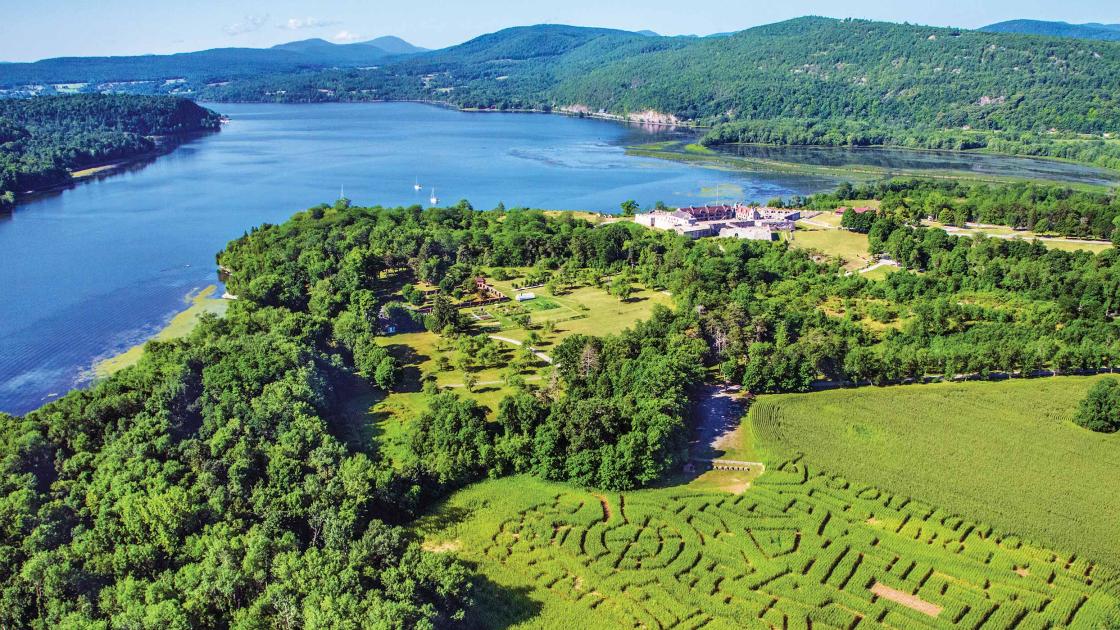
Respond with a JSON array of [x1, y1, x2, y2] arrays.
[[1073, 378, 1120, 433], [0, 95, 220, 211]]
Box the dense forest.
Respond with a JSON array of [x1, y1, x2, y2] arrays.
[[3, 190, 1119, 624], [192, 18, 1120, 167], [0, 95, 220, 211]]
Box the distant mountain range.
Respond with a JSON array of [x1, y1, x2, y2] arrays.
[[271, 36, 427, 56], [4, 16, 1120, 145], [0, 36, 427, 89], [981, 19, 1120, 41]]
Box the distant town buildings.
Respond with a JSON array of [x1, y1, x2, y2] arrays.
[[633, 204, 800, 240]]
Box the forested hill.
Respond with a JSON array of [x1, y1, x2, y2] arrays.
[[0, 36, 426, 90], [204, 17, 1120, 133], [0, 95, 220, 210], [551, 17, 1120, 133], [981, 20, 1120, 42]]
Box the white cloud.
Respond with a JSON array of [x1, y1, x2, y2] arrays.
[[223, 14, 269, 36], [281, 17, 339, 31], [332, 30, 362, 42]]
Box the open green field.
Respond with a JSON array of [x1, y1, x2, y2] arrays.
[[417, 464, 1120, 628], [790, 224, 874, 271], [477, 276, 672, 344], [750, 376, 1120, 566], [93, 284, 229, 377]]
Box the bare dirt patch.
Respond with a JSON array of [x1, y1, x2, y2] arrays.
[[1015, 567, 1031, 577], [593, 494, 612, 521], [693, 469, 753, 494], [867, 517, 881, 526], [422, 539, 462, 553], [871, 581, 942, 617]]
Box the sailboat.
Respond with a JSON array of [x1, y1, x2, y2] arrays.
[[429, 187, 439, 205], [413, 177, 422, 191]]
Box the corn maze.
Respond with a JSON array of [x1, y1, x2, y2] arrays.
[[480, 460, 1120, 629]]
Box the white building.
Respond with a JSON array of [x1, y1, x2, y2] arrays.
[[632, 203, 798, 241]]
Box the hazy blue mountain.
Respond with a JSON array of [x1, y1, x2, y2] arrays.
[[0, 36, 426, 87], [635, 30, 660, 37], [357, 36, 428, 54], [980, 19, 1120, 41]]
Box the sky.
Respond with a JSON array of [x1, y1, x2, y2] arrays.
[[2, 0, 1118, 62]]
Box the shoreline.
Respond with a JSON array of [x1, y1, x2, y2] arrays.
[[90, 284, 229, 379], [10, 128, 221, 206], [626, 140, 1119, 193], [199, 97, 1118, 173], [706, 140, 1120, 176]]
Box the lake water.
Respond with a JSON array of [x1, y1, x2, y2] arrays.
[[0, 102, 836, 414], [2, 103, 1114, 415]]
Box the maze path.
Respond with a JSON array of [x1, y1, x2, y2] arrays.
[[480, 460, 1120, 629]]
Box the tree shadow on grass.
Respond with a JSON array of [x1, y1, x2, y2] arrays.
[[382, 343, 429, 393], [462, 572, 544, 629], [328, 372, 387, 455]]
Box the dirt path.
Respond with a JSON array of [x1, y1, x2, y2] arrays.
[[847, 259, 900, 276], [592, 494, 612, 522], [870, 582, 942, 617], [488, 334, 553, 364], [444, 375, 544, 388]]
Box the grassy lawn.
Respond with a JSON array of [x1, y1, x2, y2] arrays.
[[94, 285, 229, 377], [1034, 239, 1114, 254], [414, 465, 1119, 628], [790, 225, 873, 270], [858, 264, 896, 281], [801, 211, 844, 227], [749, 376, 1120, 566], [480, 273, 672, 345]]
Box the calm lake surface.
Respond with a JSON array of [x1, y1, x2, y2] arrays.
[[0, 102, 836, 414], [1, 102, 1114, 414]]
